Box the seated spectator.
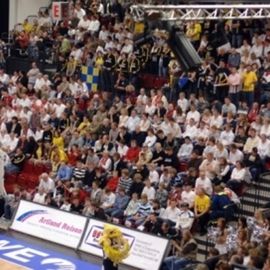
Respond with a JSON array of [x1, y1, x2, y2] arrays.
[[162, 230, 197, 270], [195, 170, 213, 196], [244, 147, 263, 181], [123, 193, 140, 219], [100, 187, 116, 210], [194, 187, 211, 235], [210, 185, 235, 221], [56, 161, 72, 181], [90, 181, 102, 204], [177, 136, 193, 161], [175, 202, 195, 231], [142, 179, 156, 201], [227, 161, 248, 193], [126, 193, 153, 227], [162, 199, 181, 226], [38, 172, 55, 194], [104, 188, 129, 219], [5, 148, 25, 173]]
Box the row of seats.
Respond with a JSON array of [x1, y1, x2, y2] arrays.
[[4, 161, 51, 193]]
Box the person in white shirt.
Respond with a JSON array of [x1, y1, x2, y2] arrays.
[[137, 88, 148, 105], [186, 104, 201, 124], [162, 199, 181, 225], [78, 15, 91, 30], [182, 118, 198, 140], [116, 140, 129, 158], [195, 170, 213, 196], [148, 163, 160, 185], [243, 128, 260, 154], [209, 109, 223, 129], [101, 188, 116, 209], [38, 173, 55, 194], [34, 73, 45, 92], [88, 15, 100, 33], [33, 188, 46, 204], [74, 3, 86, 20], [175, 202, 194, 231], [177, 136, 194, 161], [258, 134, 270, 160], [181, 182, 196, 208], [121, 39, 133, 54], [53, 100, 66, 118], [142, 179, 156, 201], [177, 92, 189, 113], [60, 199, 71, 211], [227, 161, 247, 192], [139, 113, 151, 132], [126, 110, 140, 132], [5, 133, 19, 153], [143, 129, 157, 148], [0, 147, 9, 196], [0, 69, 9, 85], [228, 144, 244, 165], [219, 124, 235, 146], [98, 25, 109, 41]]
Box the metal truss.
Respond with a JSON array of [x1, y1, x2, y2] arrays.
[[130, 4, 270, 21]]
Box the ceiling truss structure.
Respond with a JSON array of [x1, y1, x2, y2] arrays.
[[130, 4, 270, 21]]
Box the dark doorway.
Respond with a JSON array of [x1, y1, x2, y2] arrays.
[[0, 0, 9, 36]]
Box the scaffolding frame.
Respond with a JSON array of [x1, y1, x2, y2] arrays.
[[130, 4, 270, 21]]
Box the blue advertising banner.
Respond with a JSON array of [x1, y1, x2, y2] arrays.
[[0, 234, 100, 270]]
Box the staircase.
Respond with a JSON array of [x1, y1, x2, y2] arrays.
[[195, 172, 270, 262]]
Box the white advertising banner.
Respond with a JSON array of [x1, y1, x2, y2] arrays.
[[11, 200, 87, 248], [79, 219, 169, 270]]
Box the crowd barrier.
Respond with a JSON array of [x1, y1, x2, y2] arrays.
[[10, 200, 170, 270]]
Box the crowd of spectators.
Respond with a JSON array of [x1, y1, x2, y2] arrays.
[[1, 0, 270, 269]]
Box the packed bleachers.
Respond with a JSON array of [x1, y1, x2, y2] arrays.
[[1, 1, 270, 269]]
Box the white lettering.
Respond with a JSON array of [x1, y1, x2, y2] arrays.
[[4, 248, 48, 263], [0, 240, 23, 251]]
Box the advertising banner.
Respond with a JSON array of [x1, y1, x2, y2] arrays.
[[11, 200, 87, 248], [79, 219, 169, 270]]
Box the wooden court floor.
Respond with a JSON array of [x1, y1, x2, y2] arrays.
[[0, 259, 29, 270]]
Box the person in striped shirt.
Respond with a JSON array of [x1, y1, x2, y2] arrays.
[[126, 194, 153, 227], [117, 168, 133, 194]]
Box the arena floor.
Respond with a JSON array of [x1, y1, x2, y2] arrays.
[[0, 230, 136, 270]]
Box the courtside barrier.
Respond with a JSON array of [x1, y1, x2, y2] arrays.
[[79, 218, 170, 270], [10, 200, 170, 270], [10, 200, 88, 248]]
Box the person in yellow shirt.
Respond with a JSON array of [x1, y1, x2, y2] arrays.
[[242, 64, 257, 107], [22, 19, 33, 34], [194, 187, 211, 235], [186, 21, 202, 49], [52, 130, 65, 150]]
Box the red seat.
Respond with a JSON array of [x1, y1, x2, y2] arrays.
[[179, 162, 188, 172], [5, 173, 18, 185], [22, 160, 35, 173], [154, 77, 168, 89]]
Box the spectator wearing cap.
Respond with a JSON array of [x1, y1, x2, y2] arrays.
[[175, 202, 195, 231]]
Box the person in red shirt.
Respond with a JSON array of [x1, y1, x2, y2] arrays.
[[123, 140, 140, 164], [16, 31, 29, 49]]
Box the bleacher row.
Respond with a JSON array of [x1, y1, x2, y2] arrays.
[[4, 161, 51, 193]]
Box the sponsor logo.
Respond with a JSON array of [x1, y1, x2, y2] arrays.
[[41, 258, 76, 270], [16, 210, 48, 222], [84, 225, 135, 249], [0, 236, 99, 270]]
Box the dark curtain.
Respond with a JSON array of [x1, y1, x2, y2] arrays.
[[0, 0, 9, 36]]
